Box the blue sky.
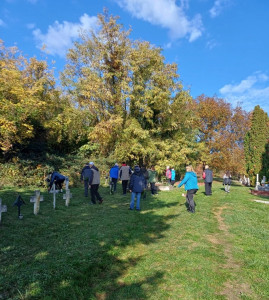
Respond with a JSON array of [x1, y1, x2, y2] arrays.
[[1, 0, 269, 114]]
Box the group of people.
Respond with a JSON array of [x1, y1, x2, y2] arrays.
[[48, 161, 231, 214], [165, 166, 176, 186]]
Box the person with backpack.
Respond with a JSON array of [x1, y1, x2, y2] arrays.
[[81, 162, 92, 197], [166, 166, 172, 185], [129, 166, 146, 211], [223, 171, 232, 193], [203, 165, 213, 196]]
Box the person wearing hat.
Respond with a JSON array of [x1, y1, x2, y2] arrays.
[[109, 163, 119, 193], [88, 162, 103, 204], [129, 166, 146, 211]]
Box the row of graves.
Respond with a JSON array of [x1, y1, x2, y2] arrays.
[[0, 178, 72, 224]]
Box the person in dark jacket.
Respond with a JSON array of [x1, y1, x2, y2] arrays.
[[203, 165, 213, 196], [223, 171, 232, 193], [178, 165, 199, 213], [109, 163, 119, 192], [129, 166, 146, 211], [81, 162, 92, 197], [140, 165, 149, 199], [48, 171, 66, 192], [88, 162, 103, 204]]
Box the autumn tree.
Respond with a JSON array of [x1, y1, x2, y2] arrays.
[[61, 11, 201, 169], [193, 95, 250, 174], [244, 105, 269, 184]]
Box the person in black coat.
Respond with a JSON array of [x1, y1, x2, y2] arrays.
[[129, 166, 146, 211]]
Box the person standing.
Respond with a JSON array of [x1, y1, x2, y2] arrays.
[[148, 166, 158, 195], [203, 165, 213, 196], [178, 165, 199, 213], [223, 171, 232, 193], [109, 163, 119, 192], [89, 162, 103, 204], [171, 167, 176, 186], [129, 166, 146, 211], [140, 165, 149, 199], [119, 162, 132, 195], [166, 166, 171, 185], [80, 162, 92, 197]]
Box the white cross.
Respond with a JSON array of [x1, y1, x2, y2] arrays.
[[50, 183, 59, 209], [0, 198, 7, 224], [65, 177, 69, 191], [30, 190, 44, 215], [63, 189, 72, 207]]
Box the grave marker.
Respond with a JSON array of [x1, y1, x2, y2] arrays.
[[0, 198, 7, 224], [50, 183, 59, 209], [30, 190, 44, 215], [63, 189, 72, 207], [13, 195, 25, 219]]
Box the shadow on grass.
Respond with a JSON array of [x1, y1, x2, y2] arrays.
[[0, 186, 173, 299]]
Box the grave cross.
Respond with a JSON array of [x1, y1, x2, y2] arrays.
[[63, 189, 72, 207], [0, 198, 7, 224], [13, 195, 25, 219], [50, 183, 59, 209], [30, 190, 44, 215]]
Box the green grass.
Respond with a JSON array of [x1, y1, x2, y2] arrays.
[[0, 182, 268, 299]]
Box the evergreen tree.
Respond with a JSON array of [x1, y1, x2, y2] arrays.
[[244, 105, 269, 185]]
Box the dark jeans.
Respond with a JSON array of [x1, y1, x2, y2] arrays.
[[150, 182, 157, 195], [84, 179, 90, 197], [122, 180, 129, 194], [171, 180, 175, 186], [205, 182, 212, 195], [55, 179, 65, 190], [90, 184, 102, 204], [111, 178, 118, 192], [186, 189, 198, 212]]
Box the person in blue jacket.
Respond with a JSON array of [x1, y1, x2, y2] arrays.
[[129, 166, 146, 211], [109, 163, 119, 192], [177, 165, 199, 213], [48, 171, 66, 192]]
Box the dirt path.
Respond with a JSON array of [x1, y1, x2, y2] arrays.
[[207, 205, 254, 299]]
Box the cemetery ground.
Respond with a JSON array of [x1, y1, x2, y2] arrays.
[[0, 182, 268, 300]]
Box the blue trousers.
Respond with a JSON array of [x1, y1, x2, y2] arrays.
[[130, 192, 141, 210]]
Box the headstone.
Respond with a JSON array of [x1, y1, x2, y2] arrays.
[[65, 177, 69, 191], [63, 189, 72, 207], [13, 195, 25, 219], [0, 198, 7, 224], [255, 174, 260, 191], [261, 176, 266, 185], [30, 190, 44, 215], [50, 183, 59, 209]]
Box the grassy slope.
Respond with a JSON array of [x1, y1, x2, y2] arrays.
[[0, 182, 268, 300]]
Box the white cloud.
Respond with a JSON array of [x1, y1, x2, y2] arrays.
[[115, 0, 203, 42], [32, 14, 98, 57], [219, 72, 269, 113], [209, 0, 231, 18]]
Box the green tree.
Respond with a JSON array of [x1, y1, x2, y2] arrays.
[[61, 11, 201, 168], [244, 105, 269, 185]]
